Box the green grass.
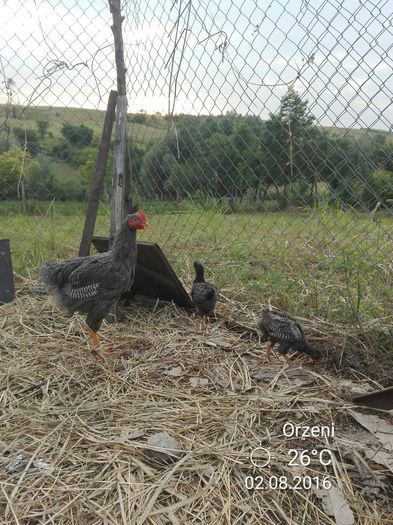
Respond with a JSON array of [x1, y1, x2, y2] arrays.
[[1, 201, 392, 335], [49, 159, 82, 182]]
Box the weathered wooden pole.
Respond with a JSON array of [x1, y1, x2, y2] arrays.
[[79, 89, 117, 256], [109, 0, 129, 242], [124, 146, 133, 215]]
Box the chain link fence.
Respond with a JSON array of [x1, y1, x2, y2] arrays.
[[1, 0, 392, 358]]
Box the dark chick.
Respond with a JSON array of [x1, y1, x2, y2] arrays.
[[191, 261, 219, 329], [40, 211, 147, 361], [256, 309, 322, 365]]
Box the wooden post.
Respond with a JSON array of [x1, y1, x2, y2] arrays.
[[110, 95, 127, 238], [108, 0, 129, 241], [124, 146, 133, 215], [107, 0, 129, 322], [79, 90, 117, 256]]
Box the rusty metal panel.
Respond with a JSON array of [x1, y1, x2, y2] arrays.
[[92, 238, 193, 308], [0, 239, 15, 305], [352, 386, 393, 411]]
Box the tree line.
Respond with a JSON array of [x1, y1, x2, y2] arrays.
[[1, 88, 392, 211], [137, 89, 393, 210]]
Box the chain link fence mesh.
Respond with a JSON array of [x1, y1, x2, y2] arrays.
[[1, 0, 392, 361]]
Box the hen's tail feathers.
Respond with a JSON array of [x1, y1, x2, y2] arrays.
[[295, 341, 322, 359], [40, 258, 85, 288], [193, 261, 205, 282], [40, 262, 62, 287]]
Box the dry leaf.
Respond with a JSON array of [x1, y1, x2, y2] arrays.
[[121, 429, 145, 440], [201, 464, 215, 478], [351, 411, 393, 452], [249, 367, 278, 381], [344, 451, 387, 492], [212, 369, 230, 388], [6, 454, 54, 478], [205, 339, 232, 350], [189, 377, 209, 388], [339, 380, 374, 395], [313, 486, 354, 525], [163, 365, 184, 378], [144, 432, 184, 465], [338, 430, 393, 475], [364, 448, 393, 474], [249, 366, 314, 388]]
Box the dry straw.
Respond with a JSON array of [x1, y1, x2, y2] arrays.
[[0, 277, 392, 524]]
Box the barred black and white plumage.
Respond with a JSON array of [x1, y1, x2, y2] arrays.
[[40, 212, 147, 358], [256, 309, 322, 363], [191, 261, 219, 325]]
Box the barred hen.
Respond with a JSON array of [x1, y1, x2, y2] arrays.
[[191, 261, 219, 329], [40, 211, 147, 360], [256, 309, 322, 365]]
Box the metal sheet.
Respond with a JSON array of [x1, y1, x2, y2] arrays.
[[352, 386, 393, 411], [92, 238, 193, 308], [0, 239, 16, 304]]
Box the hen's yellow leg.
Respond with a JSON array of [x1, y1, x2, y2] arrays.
[[88, 328, 115, 360], [88, 327, 104, 361]]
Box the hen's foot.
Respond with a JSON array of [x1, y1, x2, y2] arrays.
[[281, 354, 291, 367], [91, 345, 115, 360]]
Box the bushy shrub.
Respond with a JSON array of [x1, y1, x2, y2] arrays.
[[13, 127, 40, 155], [129, 113, 146, 124], [51, 140, 84, 167], [0, 148, 29, 199], [61, 123, 93, 147], [361, 169, 393, 206], [54, 178, 88, 201], [26, 154, 55, 200]]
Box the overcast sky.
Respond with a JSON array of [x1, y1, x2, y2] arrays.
[[1, 0, 392, 130]]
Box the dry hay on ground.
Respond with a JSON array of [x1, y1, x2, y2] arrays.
[[1, 281, 392, 524]]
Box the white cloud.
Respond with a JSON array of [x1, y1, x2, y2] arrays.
[[1, 0, 392, 128]]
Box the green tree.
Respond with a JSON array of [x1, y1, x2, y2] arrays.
[[140, 140, 177, 198], [375, 140, 393, 172], [263, 88, 316, 200], [321, 134, 362, 206], [0, 148, 30, 199], [362, 169, 393, 206], [36, 119, 49, 140], [26, 155, 55, 200], [13, 127, 40, 155], [78, 146, 114, 197], [61, 123, 93, 147]]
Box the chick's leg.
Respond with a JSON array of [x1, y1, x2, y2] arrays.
[[88, 327, 105, 361], [265, 341, 275, 363], [277, 342, 291, 366], [199, 314, 208, 332]]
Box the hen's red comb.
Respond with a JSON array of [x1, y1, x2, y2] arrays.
[[136, 210, 147, 223]]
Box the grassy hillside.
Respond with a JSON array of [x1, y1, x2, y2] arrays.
[[2, 104, 392, 147], [319, 125, 393, 141], [0, 105, 166, 151]]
